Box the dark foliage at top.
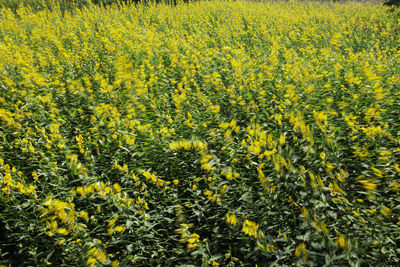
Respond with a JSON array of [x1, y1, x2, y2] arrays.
[[384, 0, 400, 6]]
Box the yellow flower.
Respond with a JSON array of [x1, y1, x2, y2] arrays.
[[380, 205, 392, 217], [326, 162, 334, 171], [113, 183, 122, 192], [228, 213, 237, 226], [57, 228, 69, 235], [267, 244, 275, 252], [336, 234, 346, 249], [108, 215, 118, 227], [358, 180, 377, 191], [32, 171, 39, 181], [76, 186, 84, 197], [187, 233, 200, 244], [50, 220, 58, 232], [55, 240, 65, 246], [241, 220, 259, 238], [210, 105, 220, 113], [257, 241, 264, 250], [220, 184, 228, 194], [80, 211, 89, 221], [279, 135, 285, 145], [114, 225, 126, 233], [295, 242, 308, 261]]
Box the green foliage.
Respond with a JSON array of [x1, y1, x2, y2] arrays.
[[0, 0, 185, 12], [0, 0, 89, 12]]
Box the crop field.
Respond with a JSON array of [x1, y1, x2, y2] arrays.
[[0, 0, 399, 266]]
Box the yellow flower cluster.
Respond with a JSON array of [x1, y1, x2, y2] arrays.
[[295, 242, 308, 261], [40, 195, 77, 237], [0, 159, 37, 196], [225, 212, 237, 226], [87, 246, 107, 267], [241, 220, 260, 238], [175, 223, 202, 250], [169, 139, 208, 151]]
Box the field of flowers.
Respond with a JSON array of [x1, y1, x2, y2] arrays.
[[0, 0, 399, 266]]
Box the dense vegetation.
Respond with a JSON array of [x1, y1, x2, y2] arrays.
[[0, 0, 178, 12], [0, 0, 399, 266], [1, 0, 395, 12]]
